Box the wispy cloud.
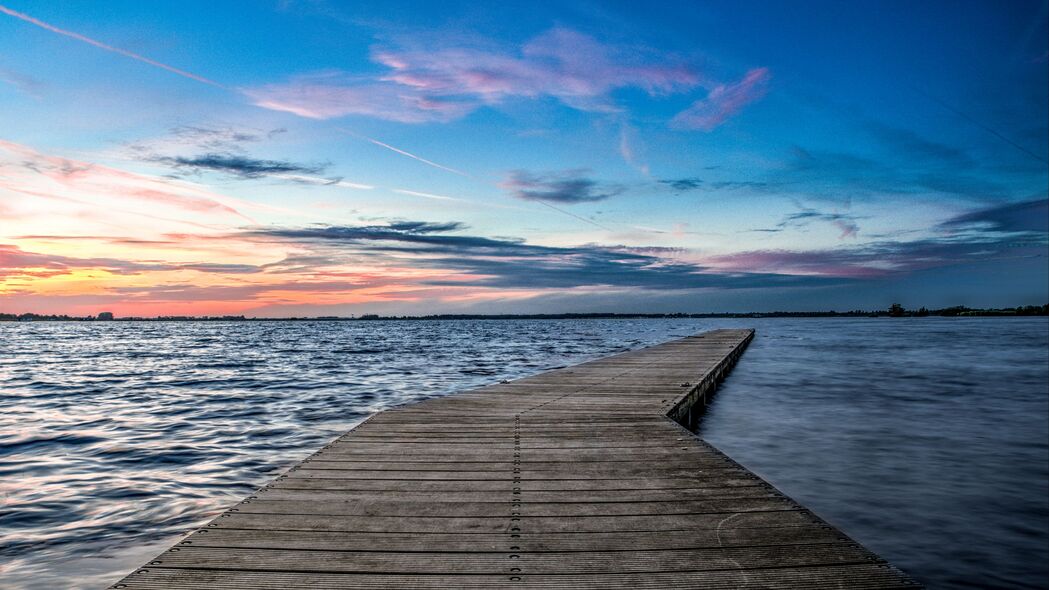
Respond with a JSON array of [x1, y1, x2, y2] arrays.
[[244, 73, 477, 123], [144, 125, 281, 153], [699, 135, 1014, 202], [107, 279, 371, 302], [1, 5, 770, 140], [245, 27, 703, 123], [393, 189, 465, 202], [375, 27, 699, 107], [272, 174, 374, 190], [787, 143, 1008, 201], [243, 221, 841, 291], [777, 205, 862, 239], [939, 197, 1048, 234], [910, 84, 1048, 165], [671, 67, 770, 131], [0, 243, 259, 279], [10, 200, 1042, 315], [711, 200, 1048, 277], [149, 153, 326, 179], [125, 126, 371, 189], [863, 121, 973, 167], [618, 124, 650, 176], [658, 177, 704, 192], [0, 4, 225, 88], [0, 65, 43, 97], [501, 169, 623, 204], [342, 130, 470, 176], [1, 5, 767, 140], [0, 139, 253, 221], [706, 232, 1046, 279]]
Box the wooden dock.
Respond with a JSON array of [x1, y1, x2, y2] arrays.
[[112, 329, 920, 589]]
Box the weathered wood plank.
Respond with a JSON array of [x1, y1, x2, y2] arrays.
[[110, 564, 918, 589], [177, 527, 848, 552], [256, 486, 776, 503], [152, 543, 882, 574], [228, 497, 796, 517], [204, 510, 816, 534], [266, 476, 765, 491]]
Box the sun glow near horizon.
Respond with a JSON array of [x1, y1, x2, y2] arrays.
[[1, 1, 1046, 317]]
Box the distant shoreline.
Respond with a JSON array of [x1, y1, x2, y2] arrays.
[[3, 305, 1047, 322]]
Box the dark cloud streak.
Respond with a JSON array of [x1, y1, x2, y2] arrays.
[[242, 222, 845, 291], [777, 206, 862, 238], [939, 197, 1049, 233], [150, 153, 326, 179], [658, 177, 703, 192], [501, 169, 623, 204]]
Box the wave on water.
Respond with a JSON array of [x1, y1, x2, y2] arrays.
[[0, 317, 1046, 590]]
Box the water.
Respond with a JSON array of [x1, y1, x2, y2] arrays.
[[699, 318, 1049, 589], [0, 318, 1045, 589]]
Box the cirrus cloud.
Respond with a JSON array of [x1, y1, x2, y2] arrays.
[[244, 73, 478, 123], [671, 68, 770, 131], [242, 221, 843, 291], [0, 243, 259, 279], [0, 139, 253, 221], [244, 27, 707, 123]]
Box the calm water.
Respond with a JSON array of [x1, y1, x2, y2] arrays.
[[0, 318, 1046, 589], [700, 318, 1049, 589]]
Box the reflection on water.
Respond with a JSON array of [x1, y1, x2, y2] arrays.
[[0, 319, 699, 589], [700, 318, 1049, 590], [0, 318, 1045, 589]]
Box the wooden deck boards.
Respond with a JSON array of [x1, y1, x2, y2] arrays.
[[111, 329, 920, 589]]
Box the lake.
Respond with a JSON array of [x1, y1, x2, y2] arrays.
[[1, 318, 1046, 589]]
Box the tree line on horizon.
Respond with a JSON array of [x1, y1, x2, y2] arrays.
[[1, 304, 1047, 322]]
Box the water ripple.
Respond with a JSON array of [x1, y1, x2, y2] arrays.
[[700, 317, 1048, 590], [0, 318, 1045, 590], [0, 318, 699, 588]]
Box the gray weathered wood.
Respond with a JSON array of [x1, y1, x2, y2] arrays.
[[110, 329, 920, 589]]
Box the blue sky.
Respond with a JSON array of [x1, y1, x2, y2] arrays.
[[0, 0, 1046, 316]]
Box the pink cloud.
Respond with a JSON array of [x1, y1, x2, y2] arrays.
[[618, 124, 650, 176], [834, 219, 859, 239], [701, 229, 1035, 278], [0, 139, 251, 221], [0, 65, 43, 97], [0, 243, 263, 279], [0, 243, 157, 278], [243, 73, 477, 123], [122, 188, 245, 218], [671, 67, 770, 131], [245, 27, 702, 122], [378, 28, 699, 103], [704, 249, 888, 278]]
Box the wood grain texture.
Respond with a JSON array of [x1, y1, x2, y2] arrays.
[[110, 329, 921, 589]]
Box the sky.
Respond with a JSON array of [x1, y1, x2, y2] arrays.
[[0, 0, 1046, 317]]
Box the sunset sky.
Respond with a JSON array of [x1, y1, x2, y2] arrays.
[[1, 0, 1046, 317]]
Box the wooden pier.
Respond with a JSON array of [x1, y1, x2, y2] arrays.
[[112, 329, 919, 589]]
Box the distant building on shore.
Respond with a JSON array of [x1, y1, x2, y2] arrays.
[[97, 312, 114, 321]]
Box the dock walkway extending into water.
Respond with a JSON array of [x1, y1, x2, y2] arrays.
[[113, 329, 919, 589]]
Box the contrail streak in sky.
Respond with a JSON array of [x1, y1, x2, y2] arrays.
[[1, 4, 609, 232], [341, 129, 608, 230], [394, 189, 466, 202], [535, 200, 612, 231], [339, 129, 472, 178], [910, 84, 1048, 165], [0, 4, 226, 89]]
